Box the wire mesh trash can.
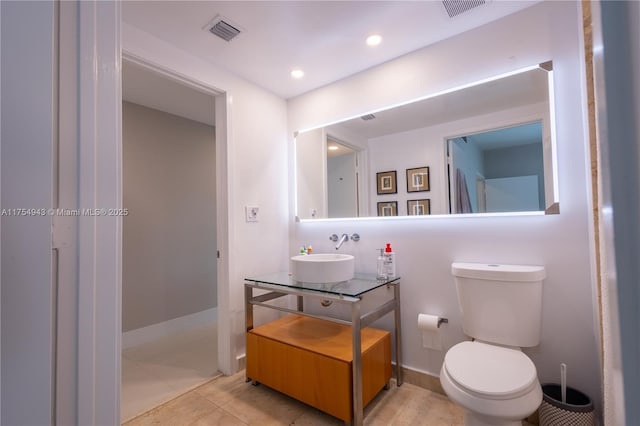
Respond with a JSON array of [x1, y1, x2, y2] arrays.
[[539, 383, 595, 426]]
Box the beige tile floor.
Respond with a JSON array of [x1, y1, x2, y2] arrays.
[[123, 371, 466, 426], [121, 322, 219, 423]]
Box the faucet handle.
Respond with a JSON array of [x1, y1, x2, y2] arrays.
[[329, 234, 339, 242], [350, 233, 360, 242]]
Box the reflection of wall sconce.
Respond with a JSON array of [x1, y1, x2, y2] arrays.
[[407, 167, 430, 193]]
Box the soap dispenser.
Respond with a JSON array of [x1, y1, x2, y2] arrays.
[[376, 248, 387, 280], [384, 243, 396, 278]]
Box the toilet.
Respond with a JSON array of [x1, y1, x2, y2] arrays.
[[440, 262, 546, 426]]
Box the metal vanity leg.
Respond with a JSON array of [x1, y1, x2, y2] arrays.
[[245, 284, 253, 383], [297, 295, 304, 312], [393, 283, 403, 386], [351, 301, 363, 426], [245, 284, 254, 332]]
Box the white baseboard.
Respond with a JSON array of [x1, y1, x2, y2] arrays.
[[122, 307, 218, 349], [236, 354, 246, 371]]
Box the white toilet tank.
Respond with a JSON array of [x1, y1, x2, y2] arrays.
[[452, 262, 545, 347]]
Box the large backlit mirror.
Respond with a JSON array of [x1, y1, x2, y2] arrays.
[[295, 62, 558, 220]]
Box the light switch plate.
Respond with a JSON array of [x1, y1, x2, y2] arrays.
[[245, 206, 259, 222]]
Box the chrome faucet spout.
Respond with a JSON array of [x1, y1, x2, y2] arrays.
[[335, 233, 349, 250]]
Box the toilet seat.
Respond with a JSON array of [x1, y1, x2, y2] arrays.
[[444, 341, 537, 400]]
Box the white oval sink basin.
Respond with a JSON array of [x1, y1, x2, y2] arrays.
[[290, 253, 355, 284]]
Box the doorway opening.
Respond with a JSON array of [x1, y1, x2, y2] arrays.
[[446, 121, 545, 214], [326, 137, 360, 218], [120, 56, 227, 422]]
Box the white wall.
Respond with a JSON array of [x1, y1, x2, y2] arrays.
[[122, 101, 217, 332], [295, 128, 326, 219], [123, 23, 289, 370], [1, 1, 56, 423], [1, 2, 55, 424], [369, 127, 448, 215], [288, 0, 602, 417]]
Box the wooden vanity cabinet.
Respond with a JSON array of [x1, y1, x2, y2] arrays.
[[246, 314, 392, 423]]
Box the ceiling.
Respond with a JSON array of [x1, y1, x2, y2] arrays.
[[122, 1, 540, 100], [327, 66, 549, 140], [464, 121, 542, 151]]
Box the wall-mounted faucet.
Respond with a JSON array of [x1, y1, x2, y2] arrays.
[[329, 233, 360, 250], [335, 233, 349, 250]]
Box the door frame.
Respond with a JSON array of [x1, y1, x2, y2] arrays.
[[64, 3, 232, 421], [121, 51, 233, 376]]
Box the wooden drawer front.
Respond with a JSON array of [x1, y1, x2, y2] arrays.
[[247, 319, 392, 423], [247, 332, 352, 421], [361, 332, 392, 406]]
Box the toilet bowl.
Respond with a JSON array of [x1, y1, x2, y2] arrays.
[[440, 341, 542, 426], [441, 263, 545, 426]]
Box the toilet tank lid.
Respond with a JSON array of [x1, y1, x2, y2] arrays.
[[452, 263, 545, 282]]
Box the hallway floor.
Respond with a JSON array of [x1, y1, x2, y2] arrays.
[[121, 322, 219, 423]]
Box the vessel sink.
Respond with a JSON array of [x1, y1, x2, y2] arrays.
[[290, 253, 355, 284]]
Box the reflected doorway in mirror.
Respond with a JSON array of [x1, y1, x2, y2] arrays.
[[447, 121, 545, 214]]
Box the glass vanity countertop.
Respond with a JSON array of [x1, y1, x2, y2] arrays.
[[245, 272, 400, 298]]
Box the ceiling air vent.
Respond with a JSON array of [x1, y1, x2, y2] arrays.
[[206, 15, 243, 42], [442, 0, 486, 18], [361, 114, 376, 121]]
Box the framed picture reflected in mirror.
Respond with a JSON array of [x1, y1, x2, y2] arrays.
[[407, 199, 431, 216], [376, 170, 397, 195], [377, 201, 398, 217], [406, 167, 430, 192]]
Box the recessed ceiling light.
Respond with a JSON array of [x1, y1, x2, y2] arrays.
[[291, 69, 304, 79], [366, 34, 382, 47], [328, 145, 339, 151]]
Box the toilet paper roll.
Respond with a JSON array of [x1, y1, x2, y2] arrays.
[[417, 313, 442, 350], [417, 313, 440, 331]]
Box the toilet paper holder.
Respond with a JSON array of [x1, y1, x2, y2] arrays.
[[417, 313, 449, 330]]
